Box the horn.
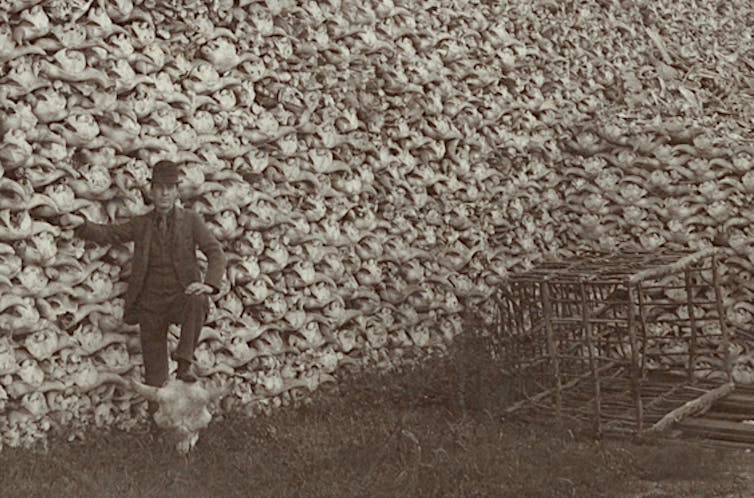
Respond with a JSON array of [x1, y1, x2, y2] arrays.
[[130, 379, 163, 402]]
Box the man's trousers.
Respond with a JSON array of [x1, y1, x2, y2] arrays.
[[137, 293, 210, 388]]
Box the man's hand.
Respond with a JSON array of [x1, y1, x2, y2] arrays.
[[59, 213, 85, 228], [185, 282, 214, 295]]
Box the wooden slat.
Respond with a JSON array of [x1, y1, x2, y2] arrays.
[[697, 411, 753, 422], [678, 417, 754, 436], [678, 430, 754, 445], [643, 382, 736, 433], [628, 249, 716, 284], [676, 423, 754, 445], [711, 400, 754, 414], [504, 362, 619, 414], [717, 391, 754, 403]]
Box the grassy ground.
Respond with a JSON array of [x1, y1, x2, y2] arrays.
[[3, 335, 754, 498]]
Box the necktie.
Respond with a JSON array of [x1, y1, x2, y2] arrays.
[[158, 215, 168, 238]]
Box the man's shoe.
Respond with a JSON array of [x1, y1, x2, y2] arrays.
[[176, 360, 197, 383]]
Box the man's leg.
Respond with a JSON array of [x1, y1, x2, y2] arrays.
[[170, 294, 209, 377], [139, 310, 171, 386], [138, 310, 170, 416]]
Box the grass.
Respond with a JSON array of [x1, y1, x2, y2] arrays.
[[2, 332, 753, 498]]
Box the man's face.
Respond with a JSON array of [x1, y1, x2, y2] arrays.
[[150, 182, 179, 214]]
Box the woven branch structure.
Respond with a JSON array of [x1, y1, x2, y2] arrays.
[[496, 249, 732, 436]]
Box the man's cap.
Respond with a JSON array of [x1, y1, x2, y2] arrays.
[[151, 160, 180, 184]]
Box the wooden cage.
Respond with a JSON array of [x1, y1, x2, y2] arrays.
[[496, 248, 734, 437]]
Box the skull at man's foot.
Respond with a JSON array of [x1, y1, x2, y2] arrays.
[[132, 379, 224, 454]]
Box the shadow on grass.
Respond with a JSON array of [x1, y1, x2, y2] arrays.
[[1, 326, 751, 498]]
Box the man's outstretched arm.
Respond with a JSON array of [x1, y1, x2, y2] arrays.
[[60, 213, 137, 245]]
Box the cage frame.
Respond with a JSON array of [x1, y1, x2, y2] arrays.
[[496, 248, 733, 437]]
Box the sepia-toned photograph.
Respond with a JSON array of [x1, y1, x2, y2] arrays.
[[1, 0, 753, 496]]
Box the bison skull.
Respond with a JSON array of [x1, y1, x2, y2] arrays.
[[131, 379, 225, 455]]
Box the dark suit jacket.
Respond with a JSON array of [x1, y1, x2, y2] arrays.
[[76, 207, 226, 324]]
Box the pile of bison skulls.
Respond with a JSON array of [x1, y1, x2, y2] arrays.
[[0, 0, 753, 451]]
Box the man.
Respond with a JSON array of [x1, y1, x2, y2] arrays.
[[60, 160, 226, 388]]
